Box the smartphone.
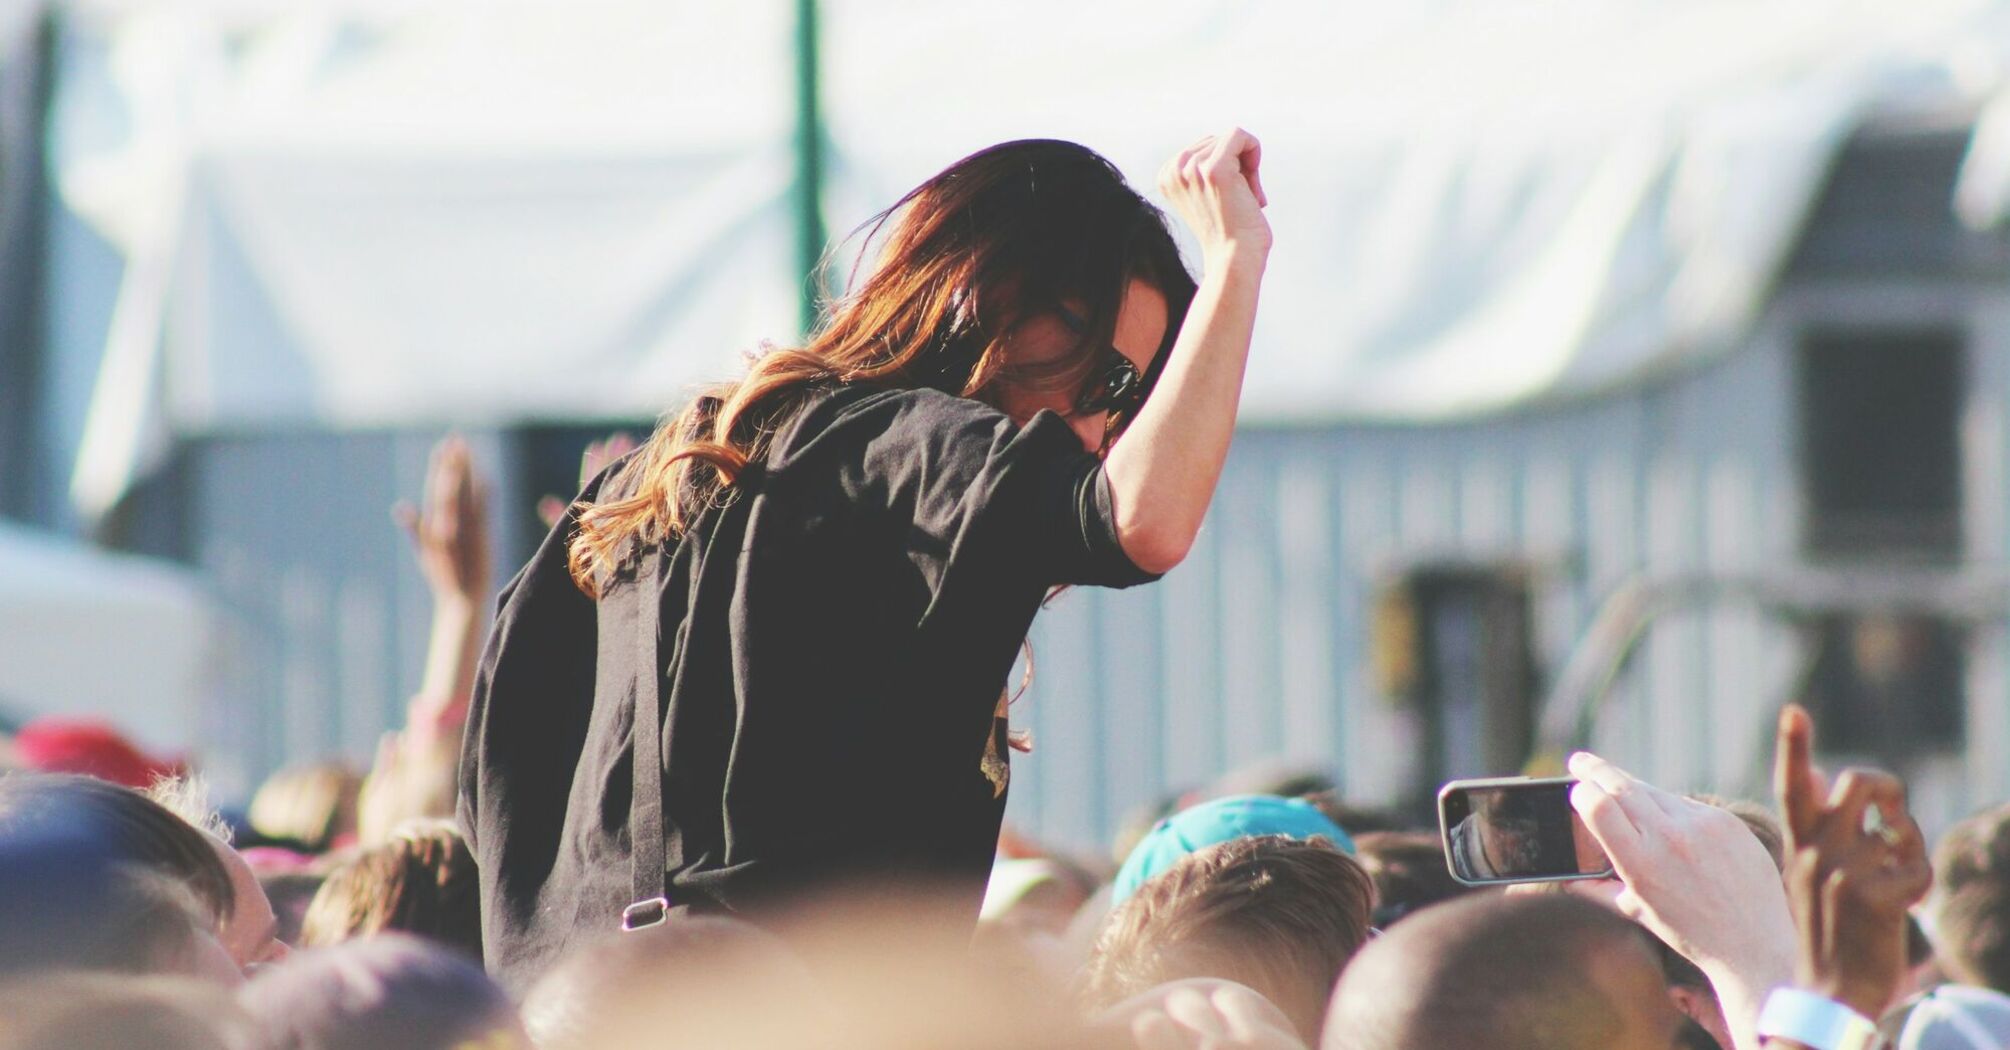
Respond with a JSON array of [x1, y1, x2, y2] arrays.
[[1437, 776, 1614, 886]]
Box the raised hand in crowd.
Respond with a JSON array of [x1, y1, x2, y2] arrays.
[[536, 431, 638, 529], [394, 435, 492, 612], [1762, 704, 1933, 1048], [363, 435, 494, 844], [1565, 751, 1797, 1050], [1094, 979, 1308, 1050], [391, 434, 492, 740]]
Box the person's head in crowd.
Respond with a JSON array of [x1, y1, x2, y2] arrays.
[[1086, 834, 1376, 1043], [0, 772, 239, 979], [1932, 801, 2010, 993], [1301, 791, 1404, 837], [1878, 984, 2010, 1050], [300, 819, 480, 961], [1351, 830, 1474, 928], [150, 775, 293, 972], [1112, 793, 1355, 904], [0, 860, 239, 983], [239, 935, 523, 1050], [1200, 765, 1407, 836], [248, 761, 362, 853], [260, 871, 328, 947], [1110, 789, 1192, 867], [9, 717, 180, 788], [1693, 794, 1784, 866], [522, 916, 821, 1050], [0, 972, 251, 1050], [1323, 892, 1684, 1050]]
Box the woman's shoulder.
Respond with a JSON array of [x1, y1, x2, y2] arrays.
[[816, 384, 1005, 425], [773, 385, 1019, 465]]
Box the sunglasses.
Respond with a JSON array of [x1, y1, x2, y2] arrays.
[[1055, 305, 1153, 428]]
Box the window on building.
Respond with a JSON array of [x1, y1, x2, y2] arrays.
[[1374, 564, 1537, 809], [1796, 328, 1967, 758], [1797, 328, 1963, 561], [1799, 613, 1964, 758]]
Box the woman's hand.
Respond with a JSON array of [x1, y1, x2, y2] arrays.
[[1773, 704, 1932, 1021], [1158, 128, 1271, 271]]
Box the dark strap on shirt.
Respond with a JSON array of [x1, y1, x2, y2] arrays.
[[622, 548, 669, 931]]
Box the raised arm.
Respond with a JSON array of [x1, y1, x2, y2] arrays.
[[1760, 705, 1932, 1050], [363, 436, 492, 843], [394, 435, 492, 735], [1104, 128, 1271, 575]]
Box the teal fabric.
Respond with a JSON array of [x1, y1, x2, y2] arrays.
[[1111, 794, 1356, 904]]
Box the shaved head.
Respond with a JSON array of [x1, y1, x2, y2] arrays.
[[1322, 893, 1681, 1050]]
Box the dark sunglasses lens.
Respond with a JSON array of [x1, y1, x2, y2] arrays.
[[1081, 358, 1140, 415]]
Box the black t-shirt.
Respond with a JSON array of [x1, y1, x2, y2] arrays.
[[459, 386, 1159, 988]]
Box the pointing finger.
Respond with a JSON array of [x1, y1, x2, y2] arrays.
[[1775, 704, 1819, 843]]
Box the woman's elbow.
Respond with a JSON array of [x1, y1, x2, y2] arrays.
[[1119, 525, 1194, 576]]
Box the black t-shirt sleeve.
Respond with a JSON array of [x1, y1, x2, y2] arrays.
[[794, 388, 1161, 592]]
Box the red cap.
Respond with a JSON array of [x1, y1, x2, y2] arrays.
[[12, 718, 182, 789]]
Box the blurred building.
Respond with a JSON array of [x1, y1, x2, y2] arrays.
[[9, 2, 2010, 845]]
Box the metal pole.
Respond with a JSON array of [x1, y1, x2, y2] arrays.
[[0, 8, 55, 523], [793, 0, 827, 338]]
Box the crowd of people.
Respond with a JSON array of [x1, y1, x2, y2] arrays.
[[0, 662, 2002, 1050], [3, 130, 2005, 1049]]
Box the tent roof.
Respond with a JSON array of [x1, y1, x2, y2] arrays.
[[43, 1, 2010, 517]]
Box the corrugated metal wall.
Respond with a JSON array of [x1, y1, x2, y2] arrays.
[[1010, 318, 1799, 851], [1009, 281, 2010, 853]]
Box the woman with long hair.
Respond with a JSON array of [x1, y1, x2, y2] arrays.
[[462, 129, 1272, 986]]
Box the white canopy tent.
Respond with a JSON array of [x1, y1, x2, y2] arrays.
[[820, 0, 2010, 420], [45, 0, 2010, 518], [0, 522, 217, 753]]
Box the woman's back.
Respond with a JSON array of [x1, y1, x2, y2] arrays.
[[464, 385, 1156, 988]]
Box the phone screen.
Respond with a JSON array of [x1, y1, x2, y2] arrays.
[[1439, 778, 1612, 884]]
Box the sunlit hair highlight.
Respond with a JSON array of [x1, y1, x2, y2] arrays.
[[567, 139, 1194, 595]]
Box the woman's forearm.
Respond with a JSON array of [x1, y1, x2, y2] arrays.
[[1104, 251, 1264, 574]]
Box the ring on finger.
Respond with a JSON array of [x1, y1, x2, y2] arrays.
[[1863, 807, 1904, 847]]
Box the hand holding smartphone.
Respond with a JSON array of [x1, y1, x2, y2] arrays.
[[1437, 776, 1615, 886]]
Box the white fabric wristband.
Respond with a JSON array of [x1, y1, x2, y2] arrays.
[[1755, 987, 1883, 1050]]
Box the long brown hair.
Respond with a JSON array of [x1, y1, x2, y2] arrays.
[[568, 139, 1195, 594]]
